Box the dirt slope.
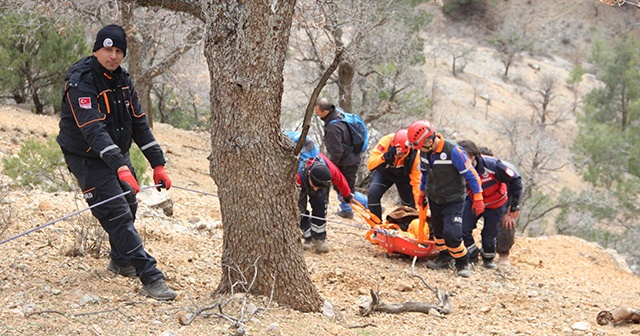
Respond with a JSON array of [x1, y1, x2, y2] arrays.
[[0, 105, 639, 335]]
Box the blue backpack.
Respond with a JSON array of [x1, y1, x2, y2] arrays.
[[329, 107, 368, 154], [285, 131, 320, 166]]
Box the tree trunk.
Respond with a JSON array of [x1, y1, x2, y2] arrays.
[[338, 61, 354, 112], [31, 87, 44, 115], [122, 1, 155, 128], [205, 1, 323, 312], [137, 79, 154, 127]]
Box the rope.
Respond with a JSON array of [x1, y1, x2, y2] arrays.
[[0, 185, 160, 246], [171, 185, 367, 230], [0, 183, 366, 246], [171, 185, 219, 197]]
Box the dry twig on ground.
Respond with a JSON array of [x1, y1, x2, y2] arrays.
[[358, 257, 451, 316], [177, 256, 279, 336]]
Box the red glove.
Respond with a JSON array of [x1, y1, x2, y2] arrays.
[[153, 165, 172, 191], [472, 193, 484, 216], [117, 167, 140, 194]]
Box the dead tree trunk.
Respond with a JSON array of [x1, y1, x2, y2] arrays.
[[597, 307, 640, 325]]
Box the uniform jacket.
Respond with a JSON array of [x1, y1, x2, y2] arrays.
[[367, 133, 422, 204], [468, 155, 523, 210], [320, 108, 360, 167], [419, 135, 482, 204], [297, 152, 351, 198], [57, 56, 165, 172]]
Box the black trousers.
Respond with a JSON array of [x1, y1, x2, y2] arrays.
[[298, 186, 329, 241], [63, 152, 163, 285], [367, 169, 415, 219], [462, 198, 508, 260]]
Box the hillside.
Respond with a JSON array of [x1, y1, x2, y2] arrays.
[[0, 105, 639, 335]]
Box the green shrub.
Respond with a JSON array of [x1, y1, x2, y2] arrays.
[[130, 145, 151, 186], [2, 137, 73, 191]]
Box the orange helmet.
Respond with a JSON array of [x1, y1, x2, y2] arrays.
[[407, 120, 435, 149], [391, 129, 410, 154]]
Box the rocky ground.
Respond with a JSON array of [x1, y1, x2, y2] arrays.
[[0, 105, 639, 336]]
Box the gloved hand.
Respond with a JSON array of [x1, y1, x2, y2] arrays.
[[117, 166, 140, 194], [343, 193, 354, 204], [383, 146, 397, 163], [153, 165, 172, 191], [472, 193, 484, 216], [418, 191, 427, 207]]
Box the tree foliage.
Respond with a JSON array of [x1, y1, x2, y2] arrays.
[[568, 32, 640, 268], [285, 0, 431, 129], [0, 12, 88, 114]]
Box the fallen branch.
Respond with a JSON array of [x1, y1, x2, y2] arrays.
[[597, 306, 640, 325], [358, 257, 451, 317], [26, 307, 134, 321]]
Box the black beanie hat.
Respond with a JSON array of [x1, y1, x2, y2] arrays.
[[309, 162, 332, 187], [93, 24, 127, 57]]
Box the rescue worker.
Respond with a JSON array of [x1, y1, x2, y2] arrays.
[[408, 120, 483, 277], [457, 140, 523, 269], [478, 145, 521, 266], [297, 152, 353, 253], [57, 24, 176, 300], [366, 129, 421, 220], [314, 98, 367, 218]]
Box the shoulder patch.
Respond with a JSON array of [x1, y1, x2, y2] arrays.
[[78, 97, 92, 109], [505, 167, 515, 177]]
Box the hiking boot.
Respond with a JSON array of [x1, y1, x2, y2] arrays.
[[482, 258, 498, 269], [468, 255, 479, 264], [334, 210, 354, 219], [302, 238, 315, 251], [456, 262, 472, 277], [315, 240, 331, 254], [141, 279, 177, 301], [426, 256, 454, 270], [107, 260, 137, 278]]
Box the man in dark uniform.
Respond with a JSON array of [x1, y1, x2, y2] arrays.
[[408, 120, 484, 277], [314, 98, 367, 219], [57, 24, 176, 300], [457, 140, 523, 269]]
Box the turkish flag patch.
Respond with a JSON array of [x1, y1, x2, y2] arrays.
[[78, 97, 91, 109]]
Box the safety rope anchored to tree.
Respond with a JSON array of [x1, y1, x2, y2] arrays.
[[0, 184, 365, 246]]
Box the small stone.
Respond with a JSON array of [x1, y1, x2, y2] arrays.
[[247, 303, 258, 315], [322, 300, 335, 320], [571, 321, 590, 331], [79, 294, 100, 306], [265, 323, 280, 335]]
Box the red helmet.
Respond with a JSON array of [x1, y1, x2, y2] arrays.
[[391, 129, 410, 154], [407, 120, 435, 149]]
